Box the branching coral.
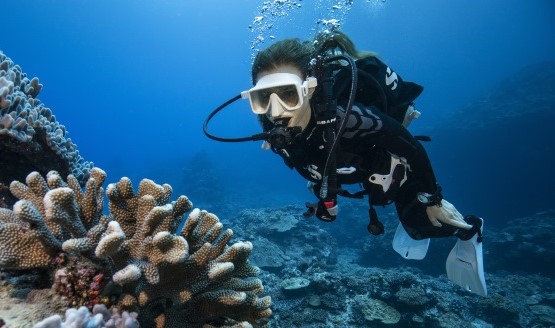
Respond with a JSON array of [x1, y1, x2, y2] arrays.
[[97, 177, 272, 327], [0, 169, 272, 327], [33, 304, 139, 328], [0, 168, 107, 269]]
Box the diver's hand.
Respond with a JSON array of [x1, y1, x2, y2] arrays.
[[316, 198, 338, 222], [425, 199, 472, 229]]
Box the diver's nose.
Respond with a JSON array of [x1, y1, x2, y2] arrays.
[[269, 94, 285, 118]]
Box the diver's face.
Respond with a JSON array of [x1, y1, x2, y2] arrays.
[[255, 64, 312, 131]]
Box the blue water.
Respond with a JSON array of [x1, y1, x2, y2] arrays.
[[2, 0, 554, 222]]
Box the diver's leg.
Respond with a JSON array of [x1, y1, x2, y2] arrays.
[[395, 184, 487, 296]]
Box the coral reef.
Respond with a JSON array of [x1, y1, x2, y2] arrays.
[[52, 254, 113, 309], [230, 204, 555, 327], [0, 269, 70, 328], [0, 169, 271, 327], [280, 277, 310, 297], [231, 205, 338, 274], [354, 295, 401, 325], [486, 210, 555, 276], [0, 51, 93, 203], [33, 304, 138, 328]]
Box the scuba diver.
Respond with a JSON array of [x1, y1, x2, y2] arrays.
[[204, 30, 487, 296]]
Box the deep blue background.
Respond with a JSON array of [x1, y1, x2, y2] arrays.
[[2, 0, 554, 226]]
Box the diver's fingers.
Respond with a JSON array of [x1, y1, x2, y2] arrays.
[[443, 216, 472, 230], [439, 200, 471, 229], [428, 215, 443, 227], [446, 205, 465, 223], [441, 199, 454, 208], [453, 211, 466, 224], [426, 206, 443, 227]]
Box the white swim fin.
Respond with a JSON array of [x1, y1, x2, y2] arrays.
[[446, 217, 487, 296], [392, 223, 430, 260]]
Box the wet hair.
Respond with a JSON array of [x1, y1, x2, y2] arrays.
[[251, 38, 313, 84], [251, 31, 377, 85]]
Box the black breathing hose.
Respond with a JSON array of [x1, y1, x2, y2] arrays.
[[203, 94, 267, 142], [319, 54, 358, 199], [203, 54, 359, 200]]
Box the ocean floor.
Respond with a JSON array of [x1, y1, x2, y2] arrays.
[[1, 204, 554, 327]]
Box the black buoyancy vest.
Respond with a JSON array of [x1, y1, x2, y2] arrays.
[[333, 56, 424, 124]]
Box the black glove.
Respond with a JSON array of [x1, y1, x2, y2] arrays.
[[316, 197, 338, 222], [455, 215, 483, 242]]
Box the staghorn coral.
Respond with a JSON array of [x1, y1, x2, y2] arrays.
[[0, 51, 93, 192], [0, 169, 272, 327]]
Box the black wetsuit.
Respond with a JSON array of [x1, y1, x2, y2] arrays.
[[271, 57, 459, 239]]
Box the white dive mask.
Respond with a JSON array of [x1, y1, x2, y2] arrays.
[[241, 73, 317, 115]]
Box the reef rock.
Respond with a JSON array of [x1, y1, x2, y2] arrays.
[[486, 210, 555, 276], [354, 294, 401, 325]]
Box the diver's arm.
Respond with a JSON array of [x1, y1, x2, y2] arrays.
[[366, 108, 437, 193], [368, 110, 471, 229]]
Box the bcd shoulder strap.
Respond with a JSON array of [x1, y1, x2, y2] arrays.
[[334, 56, 424, 124]]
